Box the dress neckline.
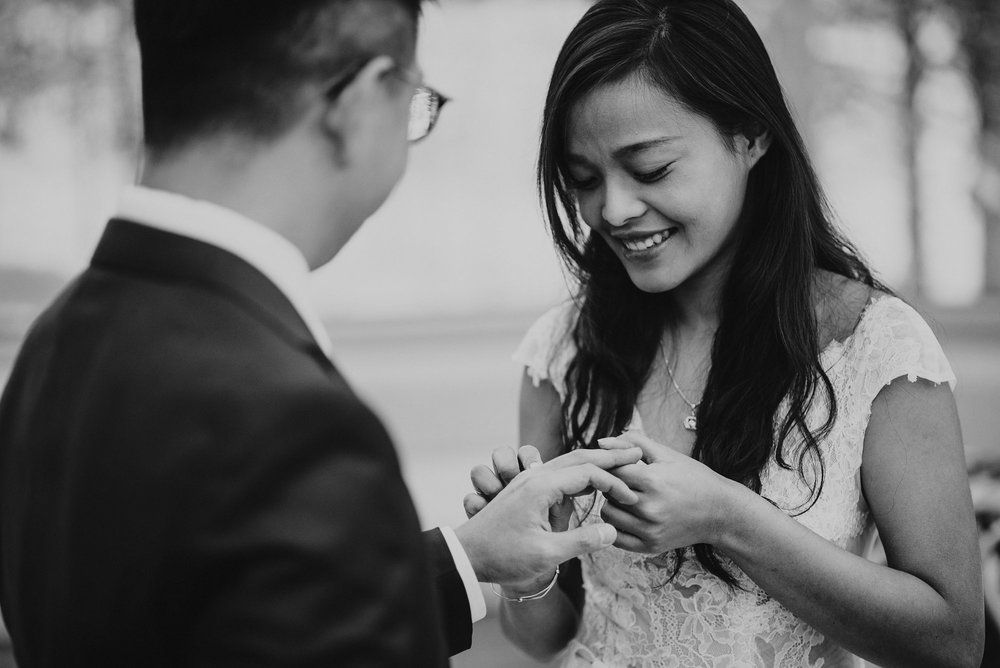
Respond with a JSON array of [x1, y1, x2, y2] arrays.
[[628, 293, 893, 433]]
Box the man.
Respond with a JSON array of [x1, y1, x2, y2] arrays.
[[0, 1, 640, 666]]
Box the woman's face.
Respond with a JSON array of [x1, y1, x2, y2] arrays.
[[565, 75, 768, 296]]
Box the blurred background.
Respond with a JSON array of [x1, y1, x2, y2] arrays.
[[0, 0, 998, 665]]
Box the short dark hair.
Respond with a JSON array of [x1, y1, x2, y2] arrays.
[[133, 0, 424, 154]]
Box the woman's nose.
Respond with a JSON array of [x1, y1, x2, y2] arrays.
[[601, 178, 647, 227]]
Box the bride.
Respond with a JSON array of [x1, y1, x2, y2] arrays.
[[468, 0, 983, 665]]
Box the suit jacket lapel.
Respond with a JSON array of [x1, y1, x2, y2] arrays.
[[91, 219, 334, 371]]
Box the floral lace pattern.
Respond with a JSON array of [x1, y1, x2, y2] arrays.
[[512, 296, 955, 667]]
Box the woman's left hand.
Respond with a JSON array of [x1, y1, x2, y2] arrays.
[[597, 431, 746, 554]]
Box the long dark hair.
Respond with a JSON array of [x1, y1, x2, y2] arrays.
[[538, 0, 886, 584]]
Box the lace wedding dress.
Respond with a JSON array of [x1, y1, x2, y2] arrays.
[[513, 295, 955, 668]]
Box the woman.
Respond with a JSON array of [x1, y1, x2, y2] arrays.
[[472, 0, 984, 665]]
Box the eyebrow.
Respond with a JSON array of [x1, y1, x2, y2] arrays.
[[612, 137, 681, 159], [565, 136, 681, 166]]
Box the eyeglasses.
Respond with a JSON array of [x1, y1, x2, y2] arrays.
[[325, 61, 450, 143], [387, 66, 449, 143], [406, 83, 449, 143]]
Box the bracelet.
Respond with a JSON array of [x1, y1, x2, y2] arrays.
[[490, 566, 560, 603]]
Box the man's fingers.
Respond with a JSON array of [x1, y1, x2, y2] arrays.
[[549, 522, 617, 561], [463, 493, 487, 519], [470, 464, 503, 498], [549, 463, 639, 506], [544, 447, 643, 472], [492, 446, 520, 485], [517, 445, 543, 470]]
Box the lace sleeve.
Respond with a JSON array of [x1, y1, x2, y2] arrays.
[[854, 296, 957, 405], [511, 301, 579, 401]]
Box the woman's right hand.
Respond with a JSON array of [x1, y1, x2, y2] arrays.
[[596, 431, 748, 554]]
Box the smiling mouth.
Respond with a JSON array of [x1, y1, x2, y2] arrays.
[[618, 228, 677, 253]]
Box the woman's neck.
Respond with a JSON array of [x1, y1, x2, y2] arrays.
[[668, 262, 726, 335]]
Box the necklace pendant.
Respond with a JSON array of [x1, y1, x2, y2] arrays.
[[683, 414, 698, 432]]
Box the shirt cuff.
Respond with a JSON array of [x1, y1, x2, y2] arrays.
[[439, 526, 487, 623]]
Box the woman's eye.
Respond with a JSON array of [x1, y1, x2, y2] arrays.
[[634, 165, 671, 183], [566, 174, 599, 191]]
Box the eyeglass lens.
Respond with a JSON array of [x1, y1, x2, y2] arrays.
[[408, 86, 445, 143]]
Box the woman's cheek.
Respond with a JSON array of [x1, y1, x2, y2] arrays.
[[576, 196, 602, 231]]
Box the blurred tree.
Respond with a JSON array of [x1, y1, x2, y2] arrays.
[[940, 0, 1000, 294], [836, 0, 999, 298], [892, 0, 929, 297], [824, 0, 931, 296], [0, 0, 136, 148]]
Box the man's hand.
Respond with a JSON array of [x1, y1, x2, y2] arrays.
[[463, 445, 546, 519], [454, 446, 642, 591]]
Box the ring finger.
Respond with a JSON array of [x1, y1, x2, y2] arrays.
[[600, 501, 647, 537]]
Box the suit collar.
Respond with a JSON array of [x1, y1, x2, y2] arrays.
[[91, 219, 333, 370], [115, 186, 333, 358]]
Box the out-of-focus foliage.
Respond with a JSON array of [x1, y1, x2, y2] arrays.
[[943, 0, 1000, 292], [826, 0, 1000, 293], [0, 0, 135, 146], [0, 0, 996, 296]]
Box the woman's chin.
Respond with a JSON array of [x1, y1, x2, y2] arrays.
[[625, 271, 680, 294]]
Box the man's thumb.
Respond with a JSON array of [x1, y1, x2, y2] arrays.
[[553, 523, 617, 560]]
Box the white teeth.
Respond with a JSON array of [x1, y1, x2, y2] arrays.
[[622, 230, 671, 252]]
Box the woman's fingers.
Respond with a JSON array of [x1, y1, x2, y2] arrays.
[[550, 497, 576, 533], [595, 435, 635, 450], [610, 463, 650, 491], [599, 431, 676, 464], [600, 500, 646, 535], [612, 528, 646, 553], [492, 446, 521, 485]]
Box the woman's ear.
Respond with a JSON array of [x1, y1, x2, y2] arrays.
[[744, 129, 772, 168]]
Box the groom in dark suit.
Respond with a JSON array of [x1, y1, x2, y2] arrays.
[[0, 1, 641, 666]]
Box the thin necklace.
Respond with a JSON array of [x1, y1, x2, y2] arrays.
[[660, 343, 701, 432]]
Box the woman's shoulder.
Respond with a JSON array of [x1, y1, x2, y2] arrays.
[[814, 271, 874, 348], [816, 273, 955, 392], [856, 294, 953, 381], [512, 300, 580, 399]]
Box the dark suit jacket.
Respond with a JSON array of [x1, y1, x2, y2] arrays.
[[0, 220, 472, 666]]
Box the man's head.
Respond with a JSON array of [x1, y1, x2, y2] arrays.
[[134, 0, 422, 155], [133, 0, 428, 268]]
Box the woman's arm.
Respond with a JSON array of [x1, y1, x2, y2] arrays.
[[601, 378, 983, 667], [723, 378, 982, 666], [497, 371, 585, 661]]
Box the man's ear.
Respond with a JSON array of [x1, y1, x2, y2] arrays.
[[320, 55, 398, 165]]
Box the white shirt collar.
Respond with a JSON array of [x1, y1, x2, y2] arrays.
[[115, 185, 333, 358]]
